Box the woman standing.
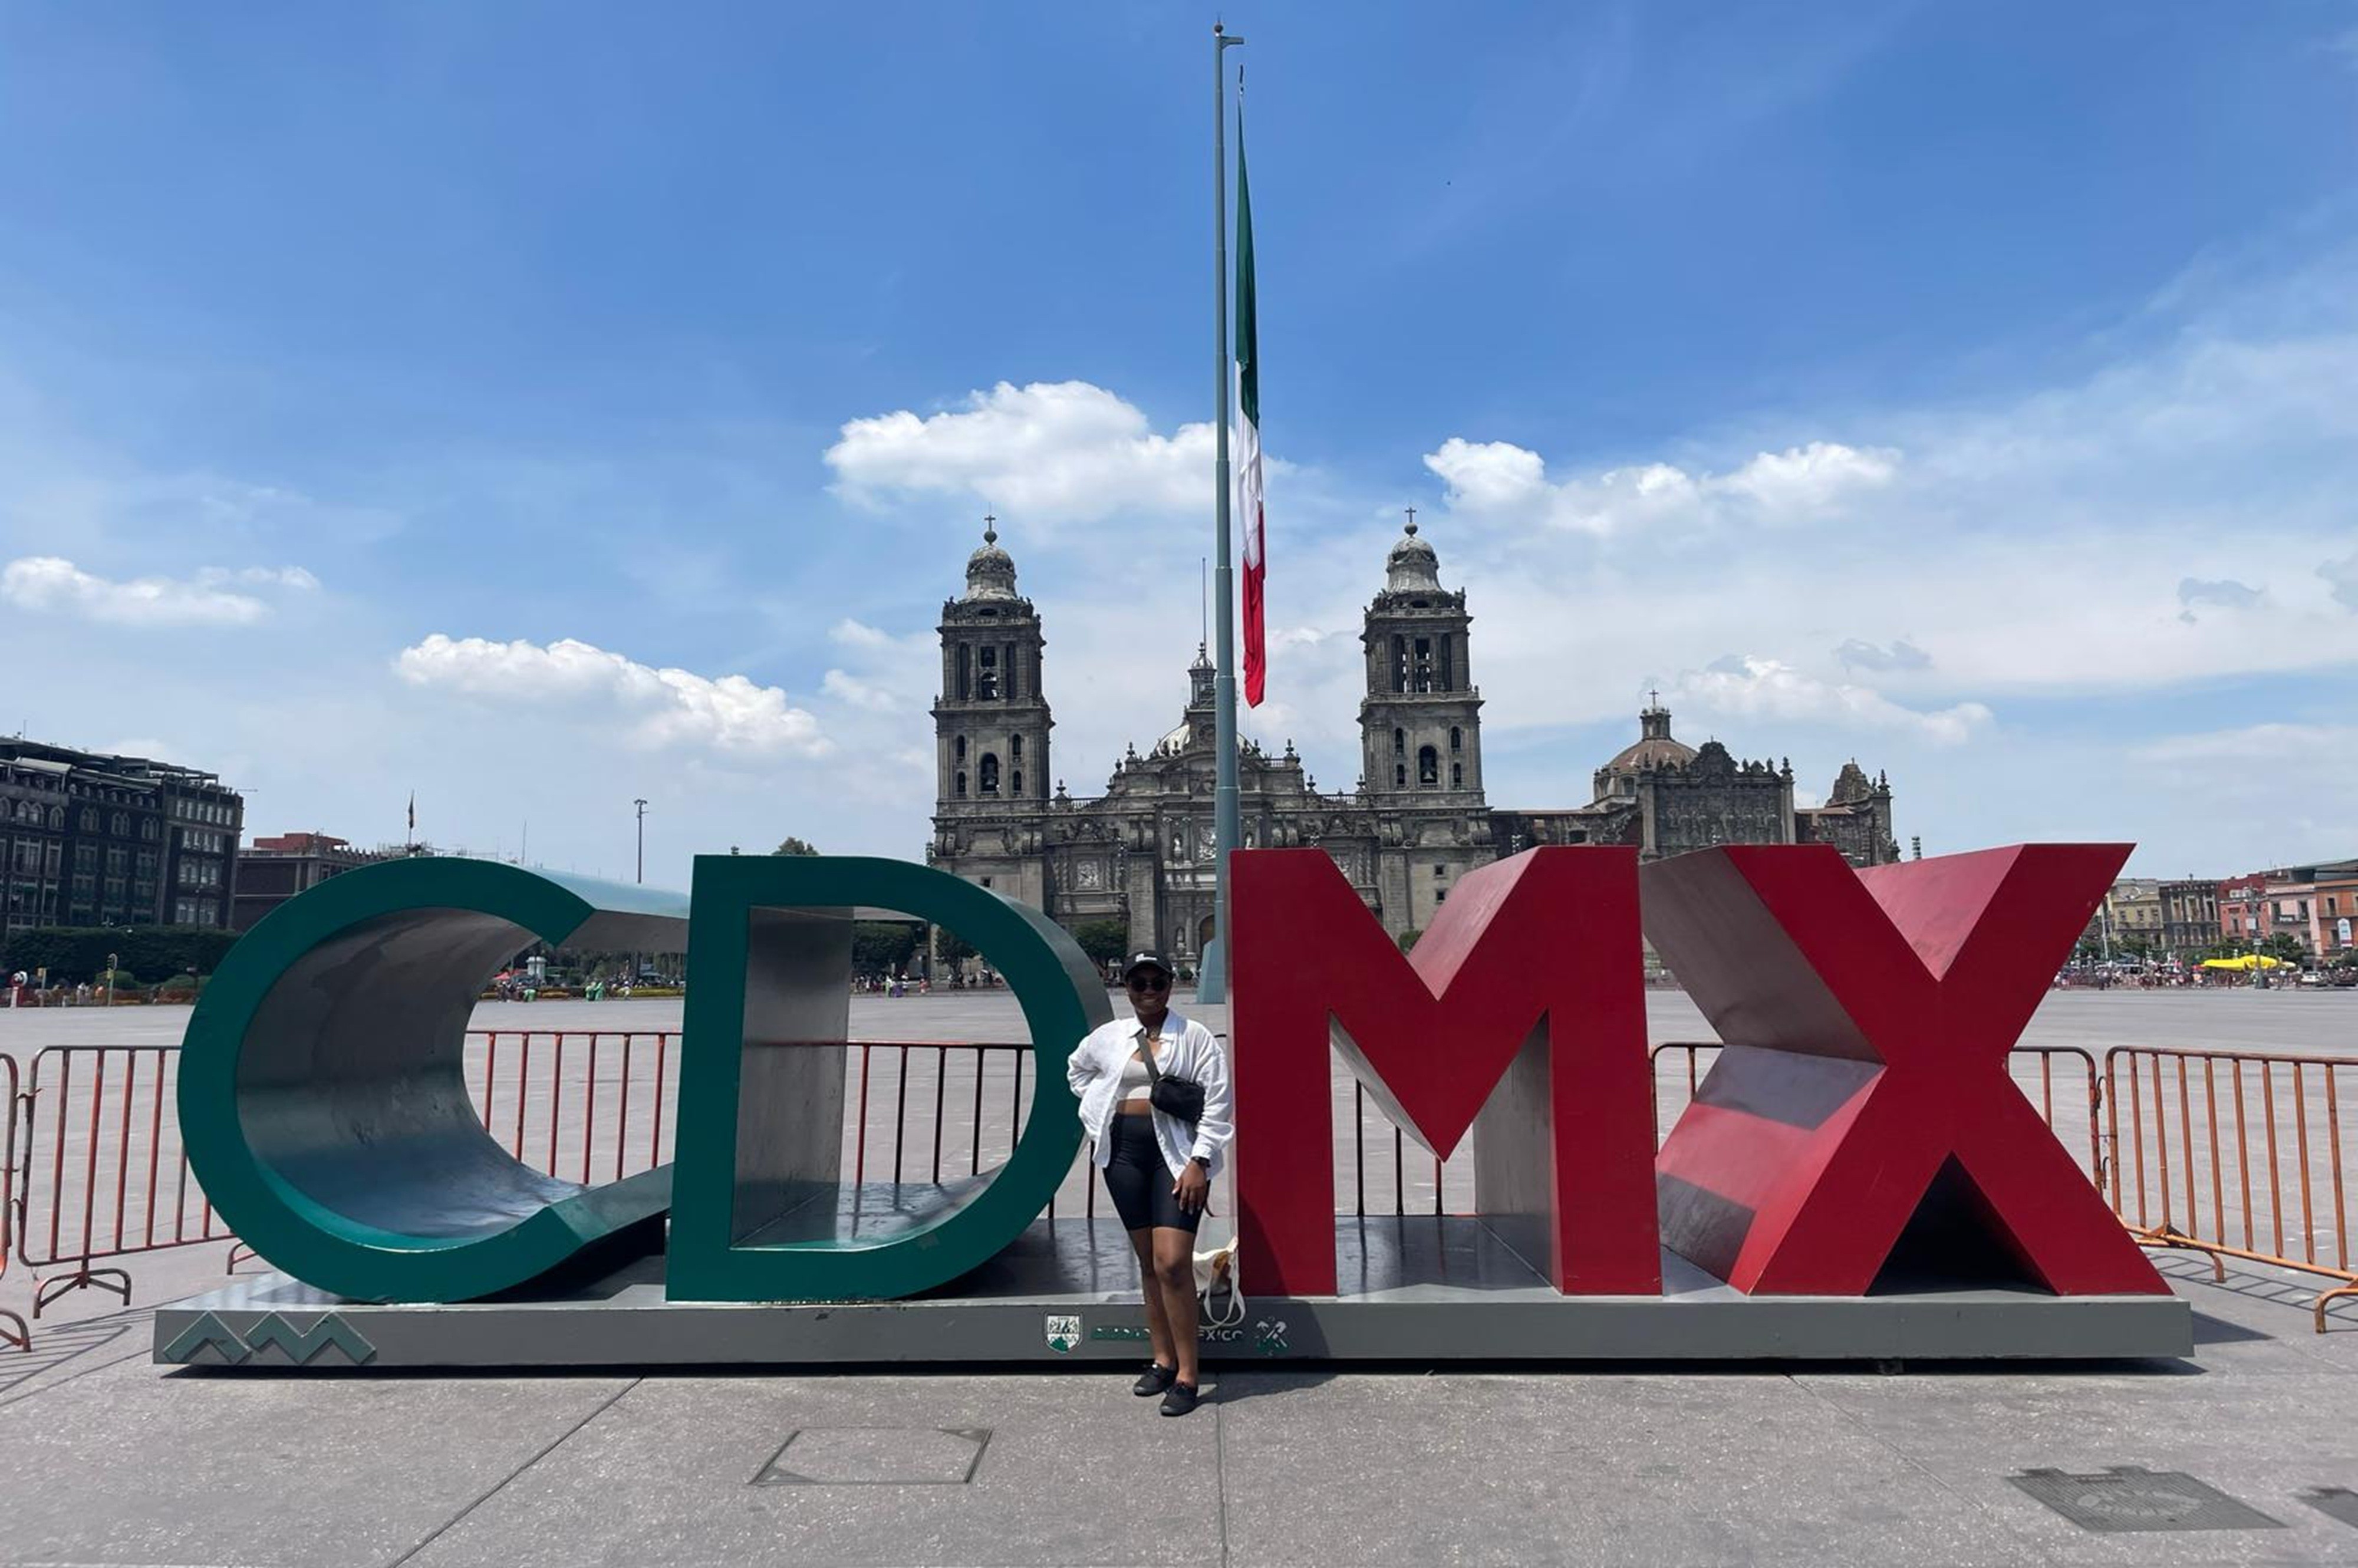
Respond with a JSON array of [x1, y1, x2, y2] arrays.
[[1066, 951, 1234, 1415]]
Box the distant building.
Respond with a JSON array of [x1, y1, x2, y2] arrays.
[[2094, 878, 2164, 955], [231, 832, 396, 931], [0, 739, 243, 934], [2318, 863, 2358, 960], [2158, 878, 2221, 960], [2217, 861, 2358, 958], [924, 517, 1900, 959]]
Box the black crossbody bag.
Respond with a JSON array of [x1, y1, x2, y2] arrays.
[[1135, 1032, 1206, 1124]]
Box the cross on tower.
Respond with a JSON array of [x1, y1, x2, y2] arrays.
[[982, 512, 997, 543], [1404, 505, 1418, 535]]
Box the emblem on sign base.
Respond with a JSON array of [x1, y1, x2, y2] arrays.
[[1043, 1315, 1081, 1354]]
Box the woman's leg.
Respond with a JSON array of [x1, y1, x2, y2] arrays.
[[1151, 1227, 1200, 1389], [1129, 1227, 1175, 1369]]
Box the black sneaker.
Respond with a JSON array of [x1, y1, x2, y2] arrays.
[[1132, 1363, 1176, 1396], [1159, 1381, 1201, 1417]]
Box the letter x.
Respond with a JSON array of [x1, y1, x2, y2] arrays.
[[1645, 844, 2167, 1296]]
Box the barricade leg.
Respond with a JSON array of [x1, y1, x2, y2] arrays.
[[0, 1306, 25, 1351], [2316, 1282, 2358, 1334], [31, 1264, 130, 1318]]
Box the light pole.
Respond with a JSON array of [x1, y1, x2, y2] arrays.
[[633, 798, 648, 885]]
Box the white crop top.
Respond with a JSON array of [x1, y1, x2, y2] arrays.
[[1118, 1052, 1153, 1102]]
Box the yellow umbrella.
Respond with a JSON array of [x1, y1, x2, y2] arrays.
[[2200, 954, 2291, 970]]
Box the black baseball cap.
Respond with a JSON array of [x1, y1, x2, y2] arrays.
[[1122, 951, 1174, 981]]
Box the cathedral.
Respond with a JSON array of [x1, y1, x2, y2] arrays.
[[926, 516, 1899, 965]]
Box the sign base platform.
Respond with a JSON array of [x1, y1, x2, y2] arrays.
[[154, 1218, 2191, 1369]]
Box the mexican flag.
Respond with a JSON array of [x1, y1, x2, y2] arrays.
[[1235, 114, 1266, 708]]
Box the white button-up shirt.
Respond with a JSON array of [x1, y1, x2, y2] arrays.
[[1066, 1008, 1234, 1180]]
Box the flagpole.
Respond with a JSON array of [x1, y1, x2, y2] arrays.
[[1201, 20, 1245, 1005]]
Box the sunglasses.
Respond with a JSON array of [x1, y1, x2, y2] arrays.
[[1126, 973, 1171, 991]]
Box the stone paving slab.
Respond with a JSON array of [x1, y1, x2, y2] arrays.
[[0, 1353, 634, 1568], [401, 1373, 1221, 1568]]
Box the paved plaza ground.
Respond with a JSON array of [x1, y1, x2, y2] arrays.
[[2, 990, 2356, 1564]]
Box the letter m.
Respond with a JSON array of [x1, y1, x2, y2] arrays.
[[1231, 847, 1659, 1297]]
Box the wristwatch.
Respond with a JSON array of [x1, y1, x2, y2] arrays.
[[1189, 1155, 1211, 1172]]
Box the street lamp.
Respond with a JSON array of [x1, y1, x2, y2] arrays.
[[633, 798, 648, 885]]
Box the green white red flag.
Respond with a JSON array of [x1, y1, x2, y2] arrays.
[[1234, 108, 1265, 707]]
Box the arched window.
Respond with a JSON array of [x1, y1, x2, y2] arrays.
[[1394, 763, 1407, 788], [1418, 746, 1439, 787], [47, 806, 62, 829], [955, 736, 967, 762], [976, 647, 999, 700], [1012, 770, 1023, 797], [955, 771, 968, 798], [980, 755, 1000, 795], [1451, 762, 1464, 789], [1010, 735, 1022, 761], [110, 812, 127, 835], [1393, 727, 1405, 756], [1449, 727, 1462, 753]]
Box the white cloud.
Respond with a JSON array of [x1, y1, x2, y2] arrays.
[[1675, 654, 1993, 745], [0, 555, 316, 627], [2133, 721, 2357, 766], [2176, 577, 2265, 622], [1422, 437, 1896, 535], [1834, 637, 1933, 673], [824, 380, 1214, 523], [394, 634, 830, 756], [2322, 552, 2358, 611]]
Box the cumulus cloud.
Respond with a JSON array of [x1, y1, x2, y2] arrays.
[[824, 380, 1213, 523], [395, 634, 829, 755], [1, 555, 316, 627], [1833, 637, 1933, 673], [818, 618, 939, 716], [1675, 654, 1993, 745], [2321, 552, 2358, 611], [1423, 437, 1896, 536], [2176, 577, 2265, 622]]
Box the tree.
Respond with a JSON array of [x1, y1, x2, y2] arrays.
[[1395, 928, 1422, 953], [2258, 932, 2307, 964], [1067, 918, 1130, 968], [774, 836, 820, 857], [851, 921, 920, 978], [935, 926, 978, 966]]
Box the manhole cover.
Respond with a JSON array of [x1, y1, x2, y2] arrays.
[[2301, 1487, 2358, 1530], [754, 1427, 991, 1486], [2008, 1468, 2283, 1533]]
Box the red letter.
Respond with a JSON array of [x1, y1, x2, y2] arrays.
[[1646, 844, 2166, 1296], [1231, 847, 1658, 1297]]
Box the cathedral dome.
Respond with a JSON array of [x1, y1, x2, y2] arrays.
[[962, 519, 1019, 601], [1385, 516, 1442, 591], [1603, 704, 1697, 773]]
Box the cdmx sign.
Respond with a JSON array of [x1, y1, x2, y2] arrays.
[[179, 842, 2169, 1310]]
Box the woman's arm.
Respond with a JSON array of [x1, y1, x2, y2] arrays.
[[1185, 1026, 1233, 1167], [1065, 1034, 1101, 1096]]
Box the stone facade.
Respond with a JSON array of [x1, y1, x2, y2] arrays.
[[926, 518, 1899, 957]]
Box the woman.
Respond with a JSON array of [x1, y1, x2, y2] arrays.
[[1066, 950, 1234, 1415]]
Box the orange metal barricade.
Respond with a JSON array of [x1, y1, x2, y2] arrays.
[[2105, 1046, 2356, 1332], [17, 1046, 232, 1316], [2, 1054, 28, 1349]]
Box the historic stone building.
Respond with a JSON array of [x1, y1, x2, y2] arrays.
[[926, 517, 1899, 960]]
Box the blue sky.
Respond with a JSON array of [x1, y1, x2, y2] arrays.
[[2, 3, 2354, 887]]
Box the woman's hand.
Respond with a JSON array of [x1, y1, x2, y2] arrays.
[[1172, 1158, 1210, 1214]]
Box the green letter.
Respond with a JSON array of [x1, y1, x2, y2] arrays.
[[664, 855, 1108, 1301], [180, 859, 687, 1302]]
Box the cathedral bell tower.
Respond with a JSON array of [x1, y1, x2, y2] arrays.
[[1359, 513, 1484, 801], [931, 520, 1052, 877]]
